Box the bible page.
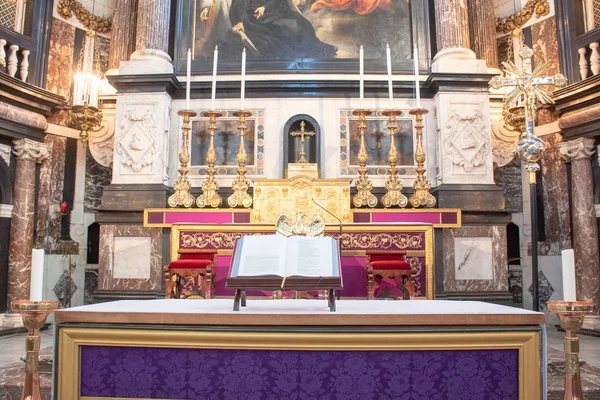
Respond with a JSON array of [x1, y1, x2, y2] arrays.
[[236, 235, 287, 277], [286, 236, 336, 277]]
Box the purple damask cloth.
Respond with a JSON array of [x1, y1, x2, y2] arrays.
[[79, 346, 518, 399]]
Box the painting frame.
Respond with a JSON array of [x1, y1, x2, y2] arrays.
[[174, 0, 432, 74]]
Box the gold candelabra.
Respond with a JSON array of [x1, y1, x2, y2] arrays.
[[168, 109, 196, 208], [547, 300, 595, 400], [196, 111, 224, 208], [381, 110, 407, 208], [352, 109, 377, 208], [408, 108, 436, 208], [227, 110, 253, 208], [11, 300, 59, 400]]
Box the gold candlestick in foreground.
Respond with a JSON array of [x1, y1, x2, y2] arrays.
[[352, 109, 377, 208], [381, 110, 407, 208], [168, 110, 197, 208], [408, 108, 436, 208], [227, 111, 253, 208], [11, 300, 59, 400], [197, 111, 224, 208], [547, 300, 594, 400]]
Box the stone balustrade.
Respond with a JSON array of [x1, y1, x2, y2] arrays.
[[0, 38, 30, 82], [577, 29, 600, 80]]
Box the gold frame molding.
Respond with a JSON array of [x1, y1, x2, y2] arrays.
[[170, 223, 435, 299], [57, 328, 540, 400]]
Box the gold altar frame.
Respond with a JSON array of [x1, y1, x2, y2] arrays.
[[169, 223, 434, 299], [58, 327, 541, 400]]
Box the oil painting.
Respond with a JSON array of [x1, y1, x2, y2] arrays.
[[184, 0, 417, 64]]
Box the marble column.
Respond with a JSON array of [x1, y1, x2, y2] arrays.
[[6, 139, 50, 306], [467, 0, 498, 70], [135, 0, 170, 54], [108, 0, 138, 70], [559, 138, 600, 314], [432, 0, 485, 72]]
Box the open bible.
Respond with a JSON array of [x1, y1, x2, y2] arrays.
[[227, 234, 342, 311]]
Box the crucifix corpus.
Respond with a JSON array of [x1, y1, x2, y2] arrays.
[[290, 121, 315, 163], [489, 41, 566, 312]]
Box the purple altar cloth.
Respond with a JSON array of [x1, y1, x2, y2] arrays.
[[80, 346, 518, 399]]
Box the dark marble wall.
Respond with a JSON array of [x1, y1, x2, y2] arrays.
[[85, 150, 112, 212], [46, 18, 75, 126], [494, 157, 523, 213], [532, 16, 561, 126]]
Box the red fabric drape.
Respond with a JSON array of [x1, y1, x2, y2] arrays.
[[310, 0, 393, 15]]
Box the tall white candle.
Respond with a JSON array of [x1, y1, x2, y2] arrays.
[[211, 45, 218, 110], [240, 48, 246, 111], [386, 43, 393, 109], [359, 45, 364, 109], [561, 249, 577, 301], [186, 48, 191, 110], [413, 45, 421, 108]]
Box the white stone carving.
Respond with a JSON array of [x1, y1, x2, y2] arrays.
[[444, 109, 490, 172], [89, 117, 115, 167], [0, 144, 11, 166], [558, 138, 595, 162], [12, 138, 51, 163], [491, 114, 520, 168], [117, 104, 158, 172]]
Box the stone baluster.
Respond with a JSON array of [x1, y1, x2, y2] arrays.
[[578, 48, 588, 80], [559, 138, 600, 315], [0, 39, 6, 70], [467, 0, 498, 70], [108, 0, 137, 71], [6, 139, 51, 307], [19, 49, 29, 82], [135, 0, 170, 54], [7, 44, 18, 77], [590, 42, 600, 76]]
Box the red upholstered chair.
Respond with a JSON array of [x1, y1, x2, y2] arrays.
[[366, 251, 415, 300], [164, 250, 217, 299]]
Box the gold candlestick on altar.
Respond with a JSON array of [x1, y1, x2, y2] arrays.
[[352, 109, 377, 208], [408, 108, 436, 208], [290, 121, 315, 163], [197, 111, 224, 208], [168, 110, 197, 208], [11, 300, 59, 400], [381, 110, 408, 208], [227, 110, 253, 208], [547, 300, 594, 400]]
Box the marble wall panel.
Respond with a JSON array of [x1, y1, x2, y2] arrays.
[[84, 150, 111, 212], [443, 225, 508, 292], [537, 133, 571, 256], [494, 157, 523, 213], [46, 18, 75, 126], [98, 225, 162, 292], [532, 16, 560, 125]]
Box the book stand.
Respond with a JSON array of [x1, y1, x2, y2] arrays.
[[226, 239, 342, 312]]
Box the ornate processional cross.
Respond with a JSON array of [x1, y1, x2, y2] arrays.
[[490, 44, 567, 176], [290, 121, 315, 163]]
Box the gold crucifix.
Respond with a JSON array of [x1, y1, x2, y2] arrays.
[[290, 121, 315, 163]]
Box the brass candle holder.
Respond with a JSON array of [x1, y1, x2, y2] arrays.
[[196, 111, 224, 208], [69, 102, 103, 144], [547, 300, 595, 400], [381, 110, 407, 208], [168, 109, 197, 208], [11, 300, 59, 400], [352, 109, 377, 208], [227, 110, 253, 208], [408, 108, 436, 208]]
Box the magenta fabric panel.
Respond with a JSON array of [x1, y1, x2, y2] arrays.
[[233, 212, 251, 223], [165, 212, 233, 224], [352, 213, 370, 223], [146, 212, 164, 224], [371, 212, 440, 224], [441, 212, 458, 225]]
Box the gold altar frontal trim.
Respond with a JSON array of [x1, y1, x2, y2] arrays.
[[59, 328, 540, 400], [170, 224, 434, 299]]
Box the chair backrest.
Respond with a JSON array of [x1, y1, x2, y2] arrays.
[[367, 251, 406, 263], [178, 250, 217, 262]]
